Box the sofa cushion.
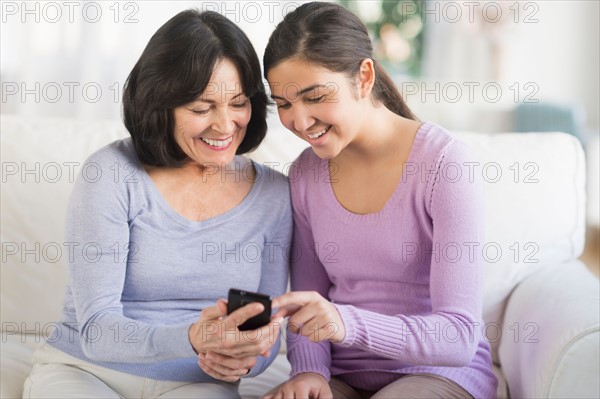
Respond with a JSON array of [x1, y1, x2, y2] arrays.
[[1, 332, 43, 398], [499, 261, 600, 398], [0, 331, 292, 399]]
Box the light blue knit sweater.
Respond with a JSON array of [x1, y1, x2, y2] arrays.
[[48, 138, 292, 382]]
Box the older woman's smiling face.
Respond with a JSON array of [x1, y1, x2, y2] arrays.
[[173, 58, 251, 168]]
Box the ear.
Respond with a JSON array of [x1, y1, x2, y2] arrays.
[[356, 58, 375, 98]]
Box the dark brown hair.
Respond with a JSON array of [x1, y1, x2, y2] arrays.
[[263, 2, 416, 120], [123, 10, 268, 166]]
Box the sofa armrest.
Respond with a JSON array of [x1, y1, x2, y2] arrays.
[[498, 261, 599, 398]]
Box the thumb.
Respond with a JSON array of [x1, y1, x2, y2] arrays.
[[200, 299, 228, 321], [216, 298, 228, 317]]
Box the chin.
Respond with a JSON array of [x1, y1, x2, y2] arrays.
[[311, 140, 342, 159], [312, 147, 338, 160], [208, 152, 238, 166]]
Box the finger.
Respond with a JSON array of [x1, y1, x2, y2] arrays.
[[272, 291, 316, 309], [287, 304, 318, 333], [200, 302, 227, 321], [203, 357, 248, 377], [198, 358, 224, 380], [209, 316, 283, 358], [234, 319, 283, 357], [321, 386, 334, 399], [225, 302, 265, 329], [304, 319, 332, 343], [271, 308, 288, 320], [203, 351, 243, 370], [206, 352, 257, 370], [272, 304, 302, 319], [282, 383, 299, 399], [292, 315, 324, 342], [198, 358, 241, 382], [216, 298, 228, 316], [257, 316, 283, 344]]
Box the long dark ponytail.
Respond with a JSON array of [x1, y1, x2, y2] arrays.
[[263, 2, 416, 120]]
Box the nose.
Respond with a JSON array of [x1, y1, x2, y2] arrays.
[[291, 106, 315, 134], [211, 107, 235, 135]]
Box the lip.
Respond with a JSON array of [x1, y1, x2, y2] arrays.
[[196, 135, 234, 151], [306, 125, 331, 144]]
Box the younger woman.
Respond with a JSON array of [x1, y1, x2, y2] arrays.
[[264, 2, 497, 398]]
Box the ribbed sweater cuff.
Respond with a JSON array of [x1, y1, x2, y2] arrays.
[[335, 304, 357, 347], [334, 304, 407, 355], [287, 339, 331, 381]]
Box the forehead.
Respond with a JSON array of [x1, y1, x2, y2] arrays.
[[201, 58, 245, 99], [267, 58, 342, 98]]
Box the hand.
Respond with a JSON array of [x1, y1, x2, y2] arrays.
[[189, 299, 283, 358], [262, 373, 333, 399], [198, 351, 257, 383], [272, 291, 345, 343]]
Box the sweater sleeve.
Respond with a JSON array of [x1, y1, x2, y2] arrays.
[[286, 153, 333, 380], [245, 172, 292, 378], [334, 141, 485, 367], [66, 147, 195, 363]]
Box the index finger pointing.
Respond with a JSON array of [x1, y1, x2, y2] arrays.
[[271, 291, 315, 309]]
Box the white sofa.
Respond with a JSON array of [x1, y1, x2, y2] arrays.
[[1, 114, 599, 398]]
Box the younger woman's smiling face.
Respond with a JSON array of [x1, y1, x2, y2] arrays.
[[173, 58, 251, 168], [267, 58, 368, 160]]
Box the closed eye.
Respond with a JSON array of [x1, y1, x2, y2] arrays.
[[307, 95, 325, 103], [276, 102, 291, 110], [191, 108, 210, 115], [231, 100, 250, 109]]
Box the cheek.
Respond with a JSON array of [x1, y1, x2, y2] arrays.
[[323, 102, 348, 121], [277, 110, 294, 131], [238, 107, 252, 128]]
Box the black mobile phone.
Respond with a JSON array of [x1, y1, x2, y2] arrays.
[[227, 288, 272, 331]]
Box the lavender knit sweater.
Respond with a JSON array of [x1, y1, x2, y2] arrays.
[[287, 122, 498, 398]]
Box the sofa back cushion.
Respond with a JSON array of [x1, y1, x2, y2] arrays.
[[1, 116, 129, 335], [456, 131, 585, 353], [1, 116, 585, 363]]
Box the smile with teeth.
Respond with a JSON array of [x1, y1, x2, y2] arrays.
[[199, 136, 233, 148], [307, 125, 331, 140]]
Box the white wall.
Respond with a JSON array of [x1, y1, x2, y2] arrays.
[[419, 0, 599, 132], [1, 1, 598, 132], [0, 0, 290, 120]]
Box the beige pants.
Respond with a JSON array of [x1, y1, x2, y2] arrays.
[[23, 343, 240, 398], [267, 374, 473, 399]]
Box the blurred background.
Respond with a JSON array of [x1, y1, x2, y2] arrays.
[[1, 0, 598, 271]]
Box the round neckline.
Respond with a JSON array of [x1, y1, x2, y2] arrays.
[[322, 121, 430, 223], [136, 155, 264, 229]]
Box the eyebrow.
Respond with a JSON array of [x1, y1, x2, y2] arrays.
[[271, 84, 327, 101], [196, 93, 246, 104]]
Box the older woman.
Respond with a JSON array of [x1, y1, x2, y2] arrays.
[[23, 9, 291, 399]]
